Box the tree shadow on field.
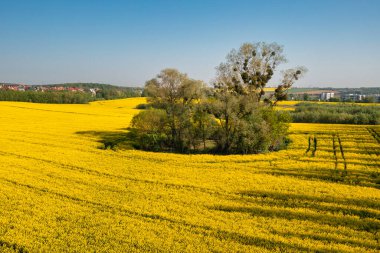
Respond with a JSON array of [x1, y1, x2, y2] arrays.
[[274, 231, 380, 251], [209, 190, 380, 251], [237, 190, 380, 213], [75, 130, 135, 150], [0, 239, 29, 253], [211, 189, 380, 230], [257, 162, 380, 189]]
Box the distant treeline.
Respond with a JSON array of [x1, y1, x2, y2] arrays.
[[0, 83, 142, 103], [336, 87, 380, 95], [0, 90, 94, 104], [291, 103, 380, 125], [97, 89, 142, 100]]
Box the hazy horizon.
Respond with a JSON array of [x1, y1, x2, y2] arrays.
[[1, 0, 379, 88], [1, 81, 379, 89]]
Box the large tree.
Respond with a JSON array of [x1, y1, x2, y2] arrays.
[[211, 42, 306, 153], [138, 68, 207, 152], [131, 42, 306, 154], [214, 42, 306, 104]]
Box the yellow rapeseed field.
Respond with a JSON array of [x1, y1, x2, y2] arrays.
[[0, 98, 379, 252]]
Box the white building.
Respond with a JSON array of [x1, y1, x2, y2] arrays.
[[342, 94, 366, 101], [320, 92, 334, 101]]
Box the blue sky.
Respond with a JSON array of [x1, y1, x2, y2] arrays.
[[0, 0, 379, 87]]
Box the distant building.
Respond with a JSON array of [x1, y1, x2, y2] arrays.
[[320, 92, 334, 101], [89, 88, 97, 97], [342, 94, 366, 101]]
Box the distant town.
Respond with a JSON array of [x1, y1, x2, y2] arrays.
[[0, 82, 143, 103], [0, 83, 100, 96], [267, 87, 380, 102]]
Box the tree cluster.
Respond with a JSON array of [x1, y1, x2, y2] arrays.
[[0, 90, 94, 104], [292, 103, 379, 125], [130, 42, 306, 154], [0, 84, 142, 104]]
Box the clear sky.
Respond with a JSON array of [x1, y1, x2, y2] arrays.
[[0, 0, 379, 87]]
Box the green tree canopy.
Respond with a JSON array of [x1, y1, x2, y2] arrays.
[[131, 42, 306, 154]]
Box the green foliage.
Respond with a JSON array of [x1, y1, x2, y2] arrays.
[[95, 87, 140, 100], [0, 90, 94, 104], [131, 42, 304, 154], [210, 91, 291, 154], [361, 96, 376, 103], [0, 83, 142, 104], [292, 103, 380, 125], [329, 97, 340, 102], [208, 42, 303, 153]]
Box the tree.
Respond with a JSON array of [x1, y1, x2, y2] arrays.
[[138, 69, 206, 151], [211, 42, 306, 153], [131, 42, 306, 154], [130, 109, 169, 151]]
